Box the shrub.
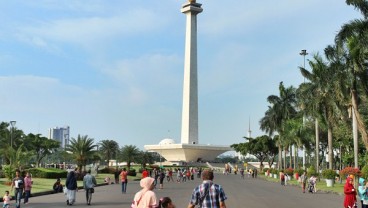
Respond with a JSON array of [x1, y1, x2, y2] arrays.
[[28, 168, 67, 179], [307, 166, 317, 177], [294, 168, 304, 176], [340, 167, 361, 179], [263, 168, 269, 174], [322, 169, 337, 179], [361, 165, 368, 179], [128, 169, 137, 176], [99, 167, 116, 174], [284, 168, 294, 176]]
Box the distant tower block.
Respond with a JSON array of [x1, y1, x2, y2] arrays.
[[180, 1, 203, 144]]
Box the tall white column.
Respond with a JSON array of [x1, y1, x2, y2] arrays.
[[180, 1, 203, 144]]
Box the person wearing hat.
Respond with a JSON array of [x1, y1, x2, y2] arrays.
[[344, 176, 357, 208], [132, 177, 158, 208]]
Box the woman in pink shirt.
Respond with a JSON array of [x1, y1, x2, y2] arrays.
[[24, 172, 32, 204], [132, 177, 157, 208]]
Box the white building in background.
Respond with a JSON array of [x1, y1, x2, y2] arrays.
[[49, 126, 70, 148]]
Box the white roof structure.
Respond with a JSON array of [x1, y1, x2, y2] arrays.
[[144, 143, 232, 162]]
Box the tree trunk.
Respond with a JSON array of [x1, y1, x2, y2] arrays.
[[289, 146, 292, 168], [278, 144, 282, 170], [352, 89, 368, 149], [352, 106, 359, 168], [315, 119, 319, 173], [328, 127, 333, 169]]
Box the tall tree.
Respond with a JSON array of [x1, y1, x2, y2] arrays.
[[335, 0, 368, 149], [24, 133, 61, 167], [260, 82, 297, 169], [66, 135, 96, 171], [299, 53, 342, 169], [98, 140, 119, 167], [119, 145, 140, 170]]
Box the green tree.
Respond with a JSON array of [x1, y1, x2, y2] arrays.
[[335, 0, 368, 149], [231, 135, 277, 171], [66, 135, 96, 171], [98, 140, 119, 167], [299, 53, 343, 169], [24, 133, 60, 167], [137, 151, 155, 169], [119, 145, 140, 170], [260, 82, 297, 169]]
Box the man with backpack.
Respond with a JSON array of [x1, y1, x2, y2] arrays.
[[187, 169, 227, 208]]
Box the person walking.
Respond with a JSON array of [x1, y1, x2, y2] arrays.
[[10, 169, 24, 208], [159, 169, 165, 189], [66, 170, 78, 206], [344, 177, 357, 208], [114, 169, 120, 184], [358, 177, 368, 208], [300, 171, 307, 193], [187, 169, 227, 208], [120, 168, 128, 194], [83, 170, 97, 205], [132, 177, 158, 208], [23, 172, 32, 204]]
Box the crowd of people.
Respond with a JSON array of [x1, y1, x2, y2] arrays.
[[8, 165, 368, 208], [131, 168, 227, 208]]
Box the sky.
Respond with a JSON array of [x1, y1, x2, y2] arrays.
[[0, 0, 362, 152]]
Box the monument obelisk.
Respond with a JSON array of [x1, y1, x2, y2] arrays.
[[180, 0, 203, 145]]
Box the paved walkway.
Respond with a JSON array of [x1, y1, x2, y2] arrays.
[[18, 173, 344, 208]]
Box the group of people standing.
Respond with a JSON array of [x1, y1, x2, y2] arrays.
[[64, 168, 97, 206], [131, 169, 227, 208], [344, 176, 368, 208], [3, 169, 32, 208]]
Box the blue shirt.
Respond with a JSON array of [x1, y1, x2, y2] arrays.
[[189, 180, 227, 208]]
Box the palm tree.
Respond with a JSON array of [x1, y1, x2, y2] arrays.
[[66, 135, 96, 171], [119, 145, 140, 170], [335, 0, 368, 150], [299, 53, 343, 169], [260, 82, 297, 170], [98, 140, 119, 167]]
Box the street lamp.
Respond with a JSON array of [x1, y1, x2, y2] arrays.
[[10, 121, 16, 148], [299, 49, 308, 169]]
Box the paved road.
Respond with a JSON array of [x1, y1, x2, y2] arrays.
[[19, 173, 344, 208]]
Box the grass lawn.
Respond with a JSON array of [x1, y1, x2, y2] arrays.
[[259, 174, 344, 195], [0, 173, 143, 196]]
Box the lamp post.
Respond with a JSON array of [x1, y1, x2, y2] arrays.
[[300, 49, 308, 82], [300, 49, 308, 169], [10, 121, 16, 148]]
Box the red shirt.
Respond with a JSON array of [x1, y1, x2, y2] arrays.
[[120, 171, 128, 182], [142, 170, 149, 178]]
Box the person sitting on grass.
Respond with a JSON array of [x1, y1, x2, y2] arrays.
[[53, 178, 64, 193]]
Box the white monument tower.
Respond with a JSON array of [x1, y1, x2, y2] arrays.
[[144, 1, 231, 164], [180, 0, 202, 145]]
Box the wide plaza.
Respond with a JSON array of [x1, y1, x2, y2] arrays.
[[20, 172, 344, 208]]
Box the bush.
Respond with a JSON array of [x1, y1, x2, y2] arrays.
[[294, 168, 304, 176], [361, 165, 368, 179], [263, 168, 269, 174], [322, 169, 336, 179], [307, 166, 317, 177], [284, 168, 294, 176], [28, 168, 67, 179], [128, 169, 137, 176], [340, 167, 361, 179], [99, 167, 116, 174]]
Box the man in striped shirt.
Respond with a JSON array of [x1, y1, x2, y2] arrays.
[[187, 170, 227, 208]]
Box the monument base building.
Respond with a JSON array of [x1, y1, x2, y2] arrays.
[[144, 139, 231, 164]]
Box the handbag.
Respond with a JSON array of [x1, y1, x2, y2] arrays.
[[90, 188, 94, 193]]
